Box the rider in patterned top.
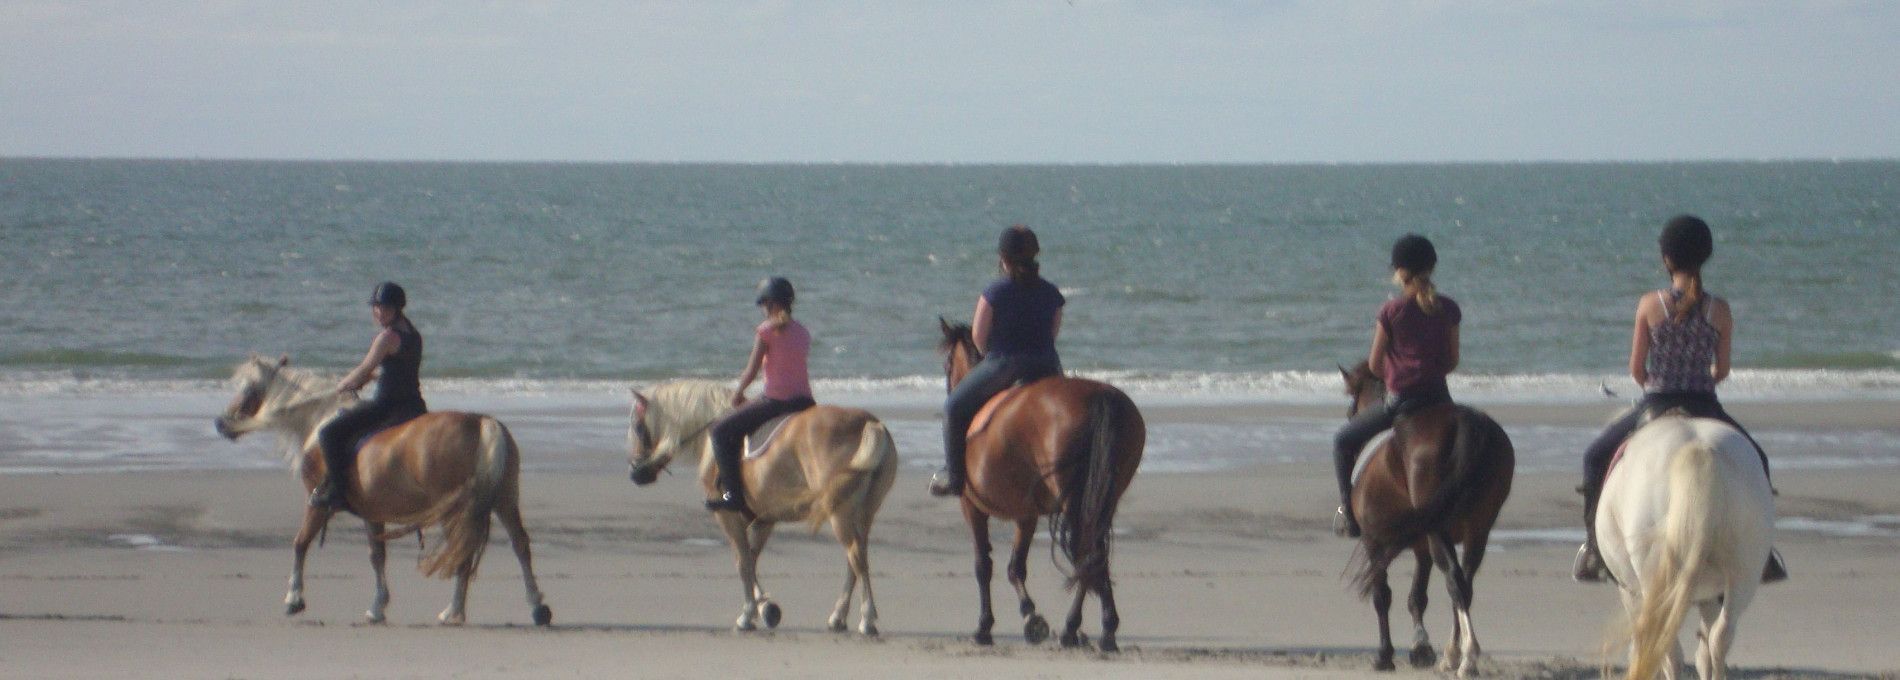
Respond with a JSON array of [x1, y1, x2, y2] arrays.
[[310, 282, 428, 510], [704, 277, 815, 515], [1572, 215, 1785, 583], [1331, 234, 1461, 539]]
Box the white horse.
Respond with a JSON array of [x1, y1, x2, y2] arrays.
[[1597, 415, 1773, 680], [625, 380, 898, 635]]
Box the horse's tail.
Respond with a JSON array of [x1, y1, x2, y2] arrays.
[[1055, 389, 1134, 593], [1627, 440, 1728, 680], [415, 417, 513, 579], [1354, 407, 1494, 599], [804, 418, 898, 533]]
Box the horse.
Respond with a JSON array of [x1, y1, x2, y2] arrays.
[[1598, 414, 1773, 680], [937, 319, 1145, 652], [212, 354, 551, 627], [1339, 361, 1513, 676], [625, 380, 898, 635]]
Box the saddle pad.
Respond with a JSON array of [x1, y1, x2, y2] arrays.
[[743, 414, 795, 460], [1605, 439, 1635, 481], [1349, 431, 1394, 486]]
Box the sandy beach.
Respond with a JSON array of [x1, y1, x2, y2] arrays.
[[2, 401, 1897, 679]]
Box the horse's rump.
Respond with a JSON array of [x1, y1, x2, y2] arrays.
[[1352, 404, 1513, 597]]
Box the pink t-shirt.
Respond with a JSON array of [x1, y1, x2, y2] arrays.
[[758, 319, 812, 400]]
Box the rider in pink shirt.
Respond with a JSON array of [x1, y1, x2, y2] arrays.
[[705, 277, 815, 515]]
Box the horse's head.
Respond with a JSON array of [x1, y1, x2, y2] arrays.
[[216, 354, 291, 441], [626, 389, 668, 486], [1339, 361, 1386, 419], [938, 317, 981, 393]]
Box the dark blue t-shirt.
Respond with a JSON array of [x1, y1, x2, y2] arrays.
[[981, 276, 1065, 358]]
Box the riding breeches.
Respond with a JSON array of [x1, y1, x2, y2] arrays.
[[317, 398, 426, 480], [942, 353, 1062, 477], [1580, 391, 1769, 495], [710, 396, 815, 487]]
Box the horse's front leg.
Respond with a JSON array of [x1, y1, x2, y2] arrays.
[[746, 521, 781, 629], [284, 506, 329, 616], [718, 513, 759, 631], [1007, 517, 1049, 644], [365, 521, 389, 623], [961, 498, 996, 645], [1370, 557, 1396, 671]]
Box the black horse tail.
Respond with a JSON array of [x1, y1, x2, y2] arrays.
[[1353, 406, 1494, 599], [1054, 389, 1132, 593]]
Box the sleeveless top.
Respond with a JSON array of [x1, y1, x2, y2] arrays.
[[1376, 294, 1461, 399], [1644, 290, 1719, 395], [981, 276, 1065, 358], [758, 319, 812, 401], [373, 318, 424, 406]]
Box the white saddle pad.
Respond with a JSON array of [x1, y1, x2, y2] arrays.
[[1349, 431, 1393, 486], [743, 414, 795, 460]]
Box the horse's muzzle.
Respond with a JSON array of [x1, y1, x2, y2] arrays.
[[213, 417, 238, 441], [628, 463, 659, 486]]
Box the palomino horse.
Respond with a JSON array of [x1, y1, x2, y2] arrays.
[[1599, 414, 1773, 680], [625, 380, 897, 635], [213, 355, 551, 626], [1341, 362, 1512, 676], [938, 319, 1145, 652]]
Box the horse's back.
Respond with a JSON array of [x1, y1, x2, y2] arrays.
[[965, 377, 1142, 518], [1355, 403, 1512, 543]]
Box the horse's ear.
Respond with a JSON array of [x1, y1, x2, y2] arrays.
[[938, 315, 952, 335], [632, 390, 649, 413], [1338, 364, 1350, 381], [278, 354, 291, 368]]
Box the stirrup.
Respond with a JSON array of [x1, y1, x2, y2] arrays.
[[1762, 548, 1789, 584], [927, 469, 962, 498], [704, 490, 750, 514], [308, 482, 346, 511], [1572, 543, 1607, 583], [1333, 506, 1360, 538]]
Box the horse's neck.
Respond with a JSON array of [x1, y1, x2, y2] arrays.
[[654, 382, 735, 454], [267, 376, 352, 442]]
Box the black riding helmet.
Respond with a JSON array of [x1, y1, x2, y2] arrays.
[[1390, 234, 1437, 273], [369, 281, 407, 309], [1659, 215, 1713, 271], [755, 277, 795, 307]]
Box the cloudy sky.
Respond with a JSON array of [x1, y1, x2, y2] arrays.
[[2, 1, 1894, 163]]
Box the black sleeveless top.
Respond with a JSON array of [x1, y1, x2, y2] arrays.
[[373, 317, 424, 406]]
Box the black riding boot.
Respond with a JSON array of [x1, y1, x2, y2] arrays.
[[1573, 484, 1608, 583], [928, 461, 964, 497], [309, 467, 347, 510], [705, 473, 752, 515], [1334, 496, 1361, 538]]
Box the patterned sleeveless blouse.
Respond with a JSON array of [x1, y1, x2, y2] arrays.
[[1644, 289, 1719, 394]]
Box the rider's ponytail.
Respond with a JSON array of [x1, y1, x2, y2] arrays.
[[1658, 215, 1714, 323], [1672, 271, 1702, 322], [1393, 268, 1441, 315], [998, 225, 1041, 283]]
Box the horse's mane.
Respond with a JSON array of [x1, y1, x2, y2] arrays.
[[229, 355, 352, 472], [641, 379, 736, 461], [938, 320, 979, 359]]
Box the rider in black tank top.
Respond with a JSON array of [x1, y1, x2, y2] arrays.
[[310, 282, 429, 510]]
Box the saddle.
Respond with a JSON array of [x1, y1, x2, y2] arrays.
[[743, 414, 796, 460], [1350, 402, 1459, 486]]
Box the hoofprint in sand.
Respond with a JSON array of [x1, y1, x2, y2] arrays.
[[2, 403, 1898, 678]]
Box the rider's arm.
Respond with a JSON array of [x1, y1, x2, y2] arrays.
[[1711, 297, 1734, 384], [1628, 295, 1655, 387], [1365, 321, 1391, 378], [337, 329, 399, 393], [971, 295, 994, 355], [731, 333, 768, 407], [1444, 325, 1460, 374]]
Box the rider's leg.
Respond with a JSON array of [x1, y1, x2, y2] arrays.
[[1573, 406, 1643, 581], [705, 398, 792, 513], [933, 358, 1018, 497], [1332, 403, 1394, 538], [311, 402, 388, 509]]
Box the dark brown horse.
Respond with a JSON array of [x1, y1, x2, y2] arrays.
[[1340, 361, 1512, 677], [938, 319, 1145, 652]]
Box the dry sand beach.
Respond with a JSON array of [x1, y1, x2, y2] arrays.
[[2, 401, 1897, 679]]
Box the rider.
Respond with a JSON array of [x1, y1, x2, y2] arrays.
[[1332, 234, 1461, 538], [929, 225, 1065, 497], [1573, 215, 1786, 583], [310, 282, 428, 510], [704, 277, 815, 514]]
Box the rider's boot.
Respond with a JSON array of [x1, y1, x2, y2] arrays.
[[1333, 501, 1361, 539], [928, 467, 964, 498], [1572, 483, 1609, 582], [704, 476, 752, 515], [308, 471, 347, 510], [1763, 548, 1789, 583]]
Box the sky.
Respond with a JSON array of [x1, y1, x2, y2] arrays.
[[2, 1, 1895, 164]]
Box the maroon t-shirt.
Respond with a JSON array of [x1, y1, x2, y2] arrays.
[[1377, 294, 1461, 397]]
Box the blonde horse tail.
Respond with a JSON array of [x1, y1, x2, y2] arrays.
[[804, 419, 897, 533], [1628, 440, 1726, 680], [416, 417, 513, 579]]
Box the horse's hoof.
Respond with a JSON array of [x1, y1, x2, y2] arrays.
[[1059, 631, 1084, 649], [1023, 614, 1050, 645], [860, 623, 879, 637], [1409, 644, 1437, 668], [973, 630, 994, 646], [532, 604, 553, 627], [285, 600, 305, 616], [1099, 637, 1119, 654], [365, 611, 386, 625], [1374, 655, 1397, 672], [759, 601, 782, 629], [828, 615, 848, 633]]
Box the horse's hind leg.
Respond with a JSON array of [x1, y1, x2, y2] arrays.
[[497, 502, 551, 626], [962, 500, 996, 645], [1406, 546, 1435, 668], [1427, 533, 1479, 677], [284, 506, 328, 616], [365, 521, 389, 623], [1059, 579, 1090, 649], [1007, 517, 1049, 644], [1371, 559, 1397, 671], [745, 521, 781, 628], [438, 567, 471, 626], [829, 516, 877, 636], [1092, 567, 1121, 653]]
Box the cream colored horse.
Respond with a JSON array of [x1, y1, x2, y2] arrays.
[[1598, 415, 1773, 680], [626, 380, 897, 635], [214, 355, 550, 627]]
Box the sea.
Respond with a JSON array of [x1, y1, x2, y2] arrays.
[[2, 159, 1896, 475]]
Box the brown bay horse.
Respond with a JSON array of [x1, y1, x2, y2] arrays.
[[1340, 361, 1512, 676], [938, 319, 1145, 652], [626, 380, 898, 635], [214, 355, 550, 626]]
